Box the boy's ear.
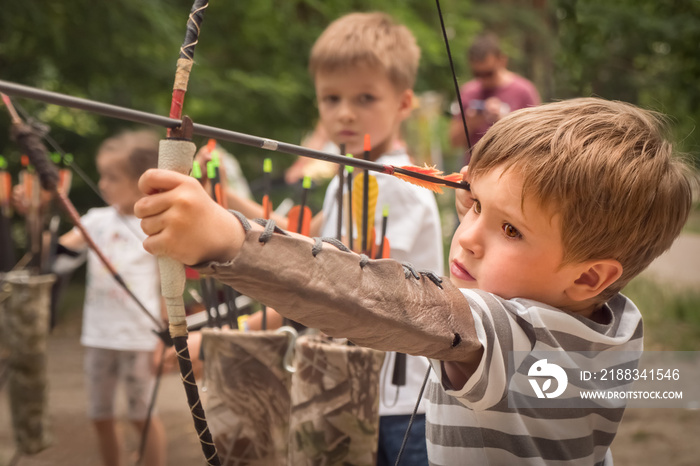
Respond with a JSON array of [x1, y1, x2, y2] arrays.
[[566, 260, 623, 302], [397, 89, 415, 121]]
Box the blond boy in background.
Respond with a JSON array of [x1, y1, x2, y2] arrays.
[[59, 130, 167, 466], [199, 12, 440, 464]]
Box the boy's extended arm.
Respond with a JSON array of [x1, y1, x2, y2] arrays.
[[136, 169, 482, 376], [192, 215, 482, 365]]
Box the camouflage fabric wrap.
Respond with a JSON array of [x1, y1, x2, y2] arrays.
[[201, 328, 294, 465], [0, 271, 55, 454], [289, 334, 385, 465]]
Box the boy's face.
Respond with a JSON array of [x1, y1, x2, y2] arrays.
[[97, 151, 142, 215], [314, 64, 413, 158], [449, 166, 584, 310]]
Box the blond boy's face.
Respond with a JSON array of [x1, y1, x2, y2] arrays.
[[449, 166, 584, 310], [97, 151, 142, 215], [314, 64, 412, 158]]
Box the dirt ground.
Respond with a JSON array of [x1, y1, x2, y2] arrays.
[[0, 323, 204, 466], [1, 234, 700, 466]]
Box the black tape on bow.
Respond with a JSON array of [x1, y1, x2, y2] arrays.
[[10, 122, 59, 191]]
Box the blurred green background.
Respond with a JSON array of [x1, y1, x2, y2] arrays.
[[2, 0, 699, 214], [2, 5, 699, 463], [2, 0, 699, 345]]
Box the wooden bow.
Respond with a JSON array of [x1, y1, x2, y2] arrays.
[[156, 1, 220, 465]]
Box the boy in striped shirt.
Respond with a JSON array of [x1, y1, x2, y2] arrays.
[[135, 97, 694, 465]]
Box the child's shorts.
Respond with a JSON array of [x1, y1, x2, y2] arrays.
[[84, 346, 155, 421]]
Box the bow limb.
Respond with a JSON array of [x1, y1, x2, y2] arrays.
[[168, 0, 208, 134], [158, 1, 220, 464]]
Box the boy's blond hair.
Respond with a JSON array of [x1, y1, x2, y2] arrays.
[[469, 98, 694, 301], [97, 129, 160, 181], [309, 12, 420, 91]]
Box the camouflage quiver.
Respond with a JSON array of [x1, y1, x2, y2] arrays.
[[202, 328, 296, 465], [0, 271, 55, 455], [289, 334, 385, 465]]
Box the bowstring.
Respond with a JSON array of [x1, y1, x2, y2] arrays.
[[435, 0, 473, 162], [393, 3, 473, 464], [394, 364, 432, 466]]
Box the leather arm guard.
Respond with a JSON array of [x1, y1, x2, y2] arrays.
[[193, 213, 481, 363]]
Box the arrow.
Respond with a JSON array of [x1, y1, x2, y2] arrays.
[[345, 161, 354, 251], [262, 157, 273, 220], [0, 80, 469, 194], [374, 205, 390, 260], [288, 175, 312, 236], [335, 144, 346, 241]]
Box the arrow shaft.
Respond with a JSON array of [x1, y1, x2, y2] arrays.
[[0, 80, 469, 191]]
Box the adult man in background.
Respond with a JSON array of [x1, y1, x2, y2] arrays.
[[449, 33, 540, 162]]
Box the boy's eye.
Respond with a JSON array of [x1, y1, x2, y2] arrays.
[[357, 94, 376, 105], [321, 95, 340, 104], [472, 199, 481, 214], [503, 223, 522, 239]]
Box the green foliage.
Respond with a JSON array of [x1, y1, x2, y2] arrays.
[[554, 0, 700, 163], [0, 0, 698, 216], [0, 0, 184, 211], [685, 203, 700, 235], [0, 0, 480, 210], [2, 0, 699, 354], [623, 277, 700, 351]]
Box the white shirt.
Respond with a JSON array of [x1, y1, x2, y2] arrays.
[[320, 151, 444, 416], [79, 207, 161, 351]]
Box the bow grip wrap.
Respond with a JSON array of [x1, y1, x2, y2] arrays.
[[158, 138, 196, 337]]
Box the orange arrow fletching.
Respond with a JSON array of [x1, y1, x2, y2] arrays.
[[1, 172, 11, 204], [393, 164, 463, 193], [58, 169, 72, 195], [442, 172, 464, 183], [372, 236, 390, 259], [262, 195, 272, 220], [206, 138, 217, 153], [287, 205, 312, 236]]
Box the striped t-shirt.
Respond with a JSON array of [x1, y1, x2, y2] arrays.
[[425, 290, 643, 465]]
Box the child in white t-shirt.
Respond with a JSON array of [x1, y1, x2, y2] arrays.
[[59, 130, 166, 466]]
